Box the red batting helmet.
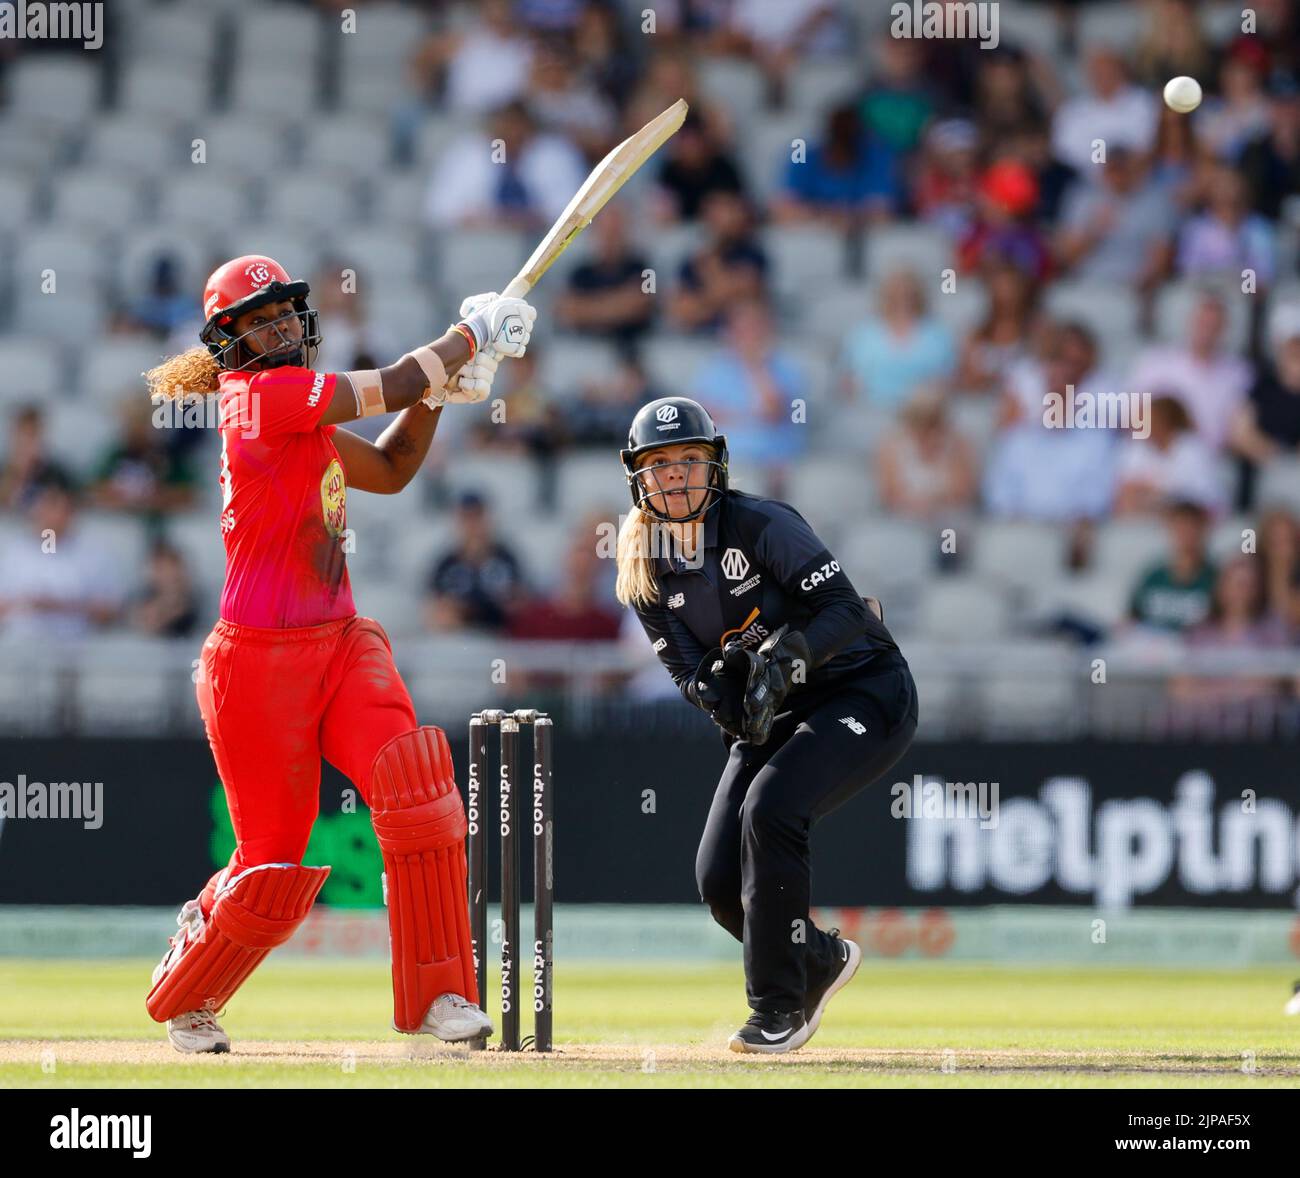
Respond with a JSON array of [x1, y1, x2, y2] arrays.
[[200, 254, 321, 371]]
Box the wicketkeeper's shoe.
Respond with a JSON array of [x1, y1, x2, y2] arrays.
[[1285, 981, 1300, 1016], [164, 1008, 231, 1054], [405, 993, 494, 1041], [801, 931, 862, 1045], [728, 1009, 809, 1054]]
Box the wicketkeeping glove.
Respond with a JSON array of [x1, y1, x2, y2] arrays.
[[687, 645, 748, 737], [730, 625, 812, 746]]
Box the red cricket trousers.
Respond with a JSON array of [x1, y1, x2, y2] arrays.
[[194, 614, 417, 913]]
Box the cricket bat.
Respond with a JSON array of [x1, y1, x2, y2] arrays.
[[501, 98, 689, 300]]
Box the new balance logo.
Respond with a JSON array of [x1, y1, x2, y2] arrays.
[[666, 593, 685, 609], [839, 716, 866, 735], [652, 637, 667, 652]]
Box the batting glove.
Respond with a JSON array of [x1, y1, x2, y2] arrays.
[[458, 292, 536, 359]]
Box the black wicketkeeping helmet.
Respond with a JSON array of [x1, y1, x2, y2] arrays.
[[620, 396, 729, 522]]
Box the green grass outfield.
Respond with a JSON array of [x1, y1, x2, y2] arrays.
[[1, 958, 1297, 1088]]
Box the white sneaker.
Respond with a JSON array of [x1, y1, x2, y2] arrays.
[[1285, 983, 1300, 1016], [165, 1008, 231, 1054], [404, 993, 494, 1042], [152, 899, 205, 985]]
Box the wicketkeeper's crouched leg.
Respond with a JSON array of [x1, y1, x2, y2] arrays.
[[369, 726, 478, 1032]]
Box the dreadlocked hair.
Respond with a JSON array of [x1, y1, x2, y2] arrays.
[[144, 346, 222, 400]]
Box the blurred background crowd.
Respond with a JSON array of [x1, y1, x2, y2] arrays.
[[2, 0, 1300, 736]]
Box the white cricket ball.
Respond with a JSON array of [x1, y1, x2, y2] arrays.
[[1163, 75, 1203, 114]]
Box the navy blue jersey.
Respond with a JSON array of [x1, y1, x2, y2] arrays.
[[632, 490, 905, 713]]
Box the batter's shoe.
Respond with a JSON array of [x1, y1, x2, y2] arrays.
[[151, 900, 231, 1053], [728, 1010, 809, 1054], [405, 993, 494, 1042], [164, 1008, 231, 1054], [802, 931, 862, 1045], [1285, 981, 1300, 1016]]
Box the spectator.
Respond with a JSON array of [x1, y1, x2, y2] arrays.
[[508, 521, 622, 641], [526, 36, 618, 160], [1232, 302, 1300, 464], [1054, 147, 1175, 292], [407, 0, 534, 116], [711, 0, 845, 106], [689, 299, 804, 481], [1147, 102, 1203, 208], [995, 120, 1077, 223], [1175, 165, 1277, 288], [958, 158, 1051, 282], [1132, 0, 1212, 90], [127, 254, 201, 338], [1114, 395, 1226, 515], [669, 191, 768, 334], [424, 492, 527, 633], [424, 102, 588, 230], [986, 323, 1118, 520], [653, 111, 746, 221], [1195, 43, 1273, 163], [555, 204, 654, 347], [954, 262, 1042, 395], [1258, 507, 1300, 631], [128, 540, 200, 638], [0, 405, 72, 512], [516, 0, 585, 34], [311, 261, 397, 375], [1240, 78, 1300, 220], [876, 388, 978, 518], [982, 411, 1117, 522], [859, 35, 936, 156], [911, 118, 980, 242], [569, 357, 663, 446], [573, 1, 639, 112], [841, 268, 957, 411], [1051, 45, 1158, 173], [1170, 556, 1289, 705], [1127, 499, 1217, 634], [771, 103, 899, 226], [90, 397, 197, 515], [1003, 320, 1113, 430], [971, 46, 1051, 143], [625, 49, 733, 150], [1130, 288, 1252, 451], [0, 473, 123, 640]]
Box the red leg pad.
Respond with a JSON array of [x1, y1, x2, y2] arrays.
[[370, 726, 476, 1031], [146, 863, 329, 1022]]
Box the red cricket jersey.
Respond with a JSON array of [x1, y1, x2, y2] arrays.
[[215, 365, 356, 628]]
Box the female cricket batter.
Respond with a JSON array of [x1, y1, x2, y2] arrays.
[[143, 255, 535, 1053], [616, 397, 918, 1053]]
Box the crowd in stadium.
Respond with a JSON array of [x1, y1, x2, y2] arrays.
[[1, 0, 1299, 709]]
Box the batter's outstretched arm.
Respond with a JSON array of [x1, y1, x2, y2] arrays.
[[320, 330, 472, 427]]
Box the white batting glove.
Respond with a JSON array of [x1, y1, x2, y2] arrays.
[[457, 293, 536, 358], [422, 346, 500, 407]]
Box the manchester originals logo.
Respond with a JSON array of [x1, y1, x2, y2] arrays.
[[655, 404, 678, 423], [720, 548, 750, 581]]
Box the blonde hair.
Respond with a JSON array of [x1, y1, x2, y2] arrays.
[[614, 505, 660, 609], [144, 346, 221, 400]]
